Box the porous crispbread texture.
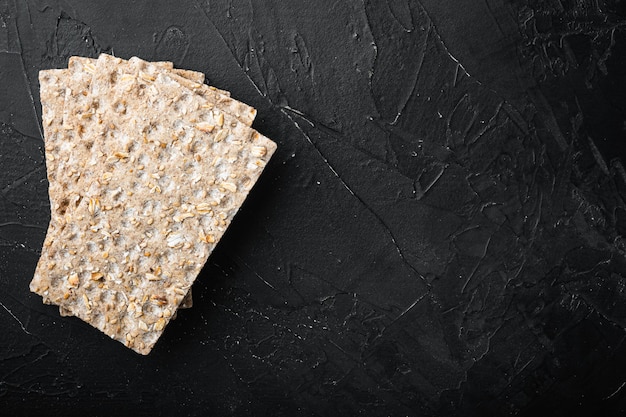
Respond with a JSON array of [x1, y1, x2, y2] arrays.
[[59, 296, 189, 316], [38, 69, 73, 228], [39, 69, 82, 233], [37, 69, 85, 307], [39, 57, 244, 234], [30, 54, 276, 354], [65, 57, 244, 128], [36, 59, 205, 313], [169, 68, 233, 99], [62, 57, 205, 130], [164, 70, 257, 126], [37, 70, 75, 307], [69, 56, 232, 99], [61, 58, 205, 311], [35, 55, 257, 313], [60, 290, 194, 317], [69, 56, 207, 84]]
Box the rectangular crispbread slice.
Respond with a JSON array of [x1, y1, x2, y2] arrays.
[[36, 58, 210, 314], [39, 60, 199, 313], [30, 54, 276, 354]]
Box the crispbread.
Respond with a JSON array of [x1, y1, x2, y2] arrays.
[[59, 58, 206, 311], [37, 60, 203, 314], [30, 54, 276, 354]]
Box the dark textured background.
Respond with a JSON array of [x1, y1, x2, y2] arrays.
[[1, 0, 626, 415]]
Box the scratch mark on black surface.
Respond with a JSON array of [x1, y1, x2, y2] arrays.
[[12, 0, 43, 141], [429, 24, 472, 80], [483, 0, 506, 39], [604, 381, 626, 400], [0, 301, 32, 335], [1, 122, 43, 144], [576, 293, 626, 333], [0, 221, 46, 230], [390, 23, 430, 126], [1, 165, 45, 198], [281, 108, 431, 290], [385, 292, 428, 330], [385, 0, 414, 32], [0, 236, 42, 255], [467, 101, 503, 146], [363, 1, 379, 103], [0, 346, 52, 382], [461, 235, 492, 294], [248, 37, 271, 96], [452, 62, 463, 87], [418, 164, 446, 200], [193, 0, 265, 99], [510, 355, 535, 383], [588, 136, 610, 175], [327, 338, 360, 363], [280, 110, 358, 199], [234, 255, 281, 295], [281, 105, 417, 184]]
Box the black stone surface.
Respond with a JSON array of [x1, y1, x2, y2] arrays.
[[1, 0, 626, 415]]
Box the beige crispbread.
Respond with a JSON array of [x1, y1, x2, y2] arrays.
[[62, 57, 204, 130], [30, 54, 276, 354], [53, 59, 206, 305], [37, 61, 202, 314], [39, 59, 203, 240]]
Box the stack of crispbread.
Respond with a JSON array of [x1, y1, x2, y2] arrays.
[[31, 54, 276, 354]]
